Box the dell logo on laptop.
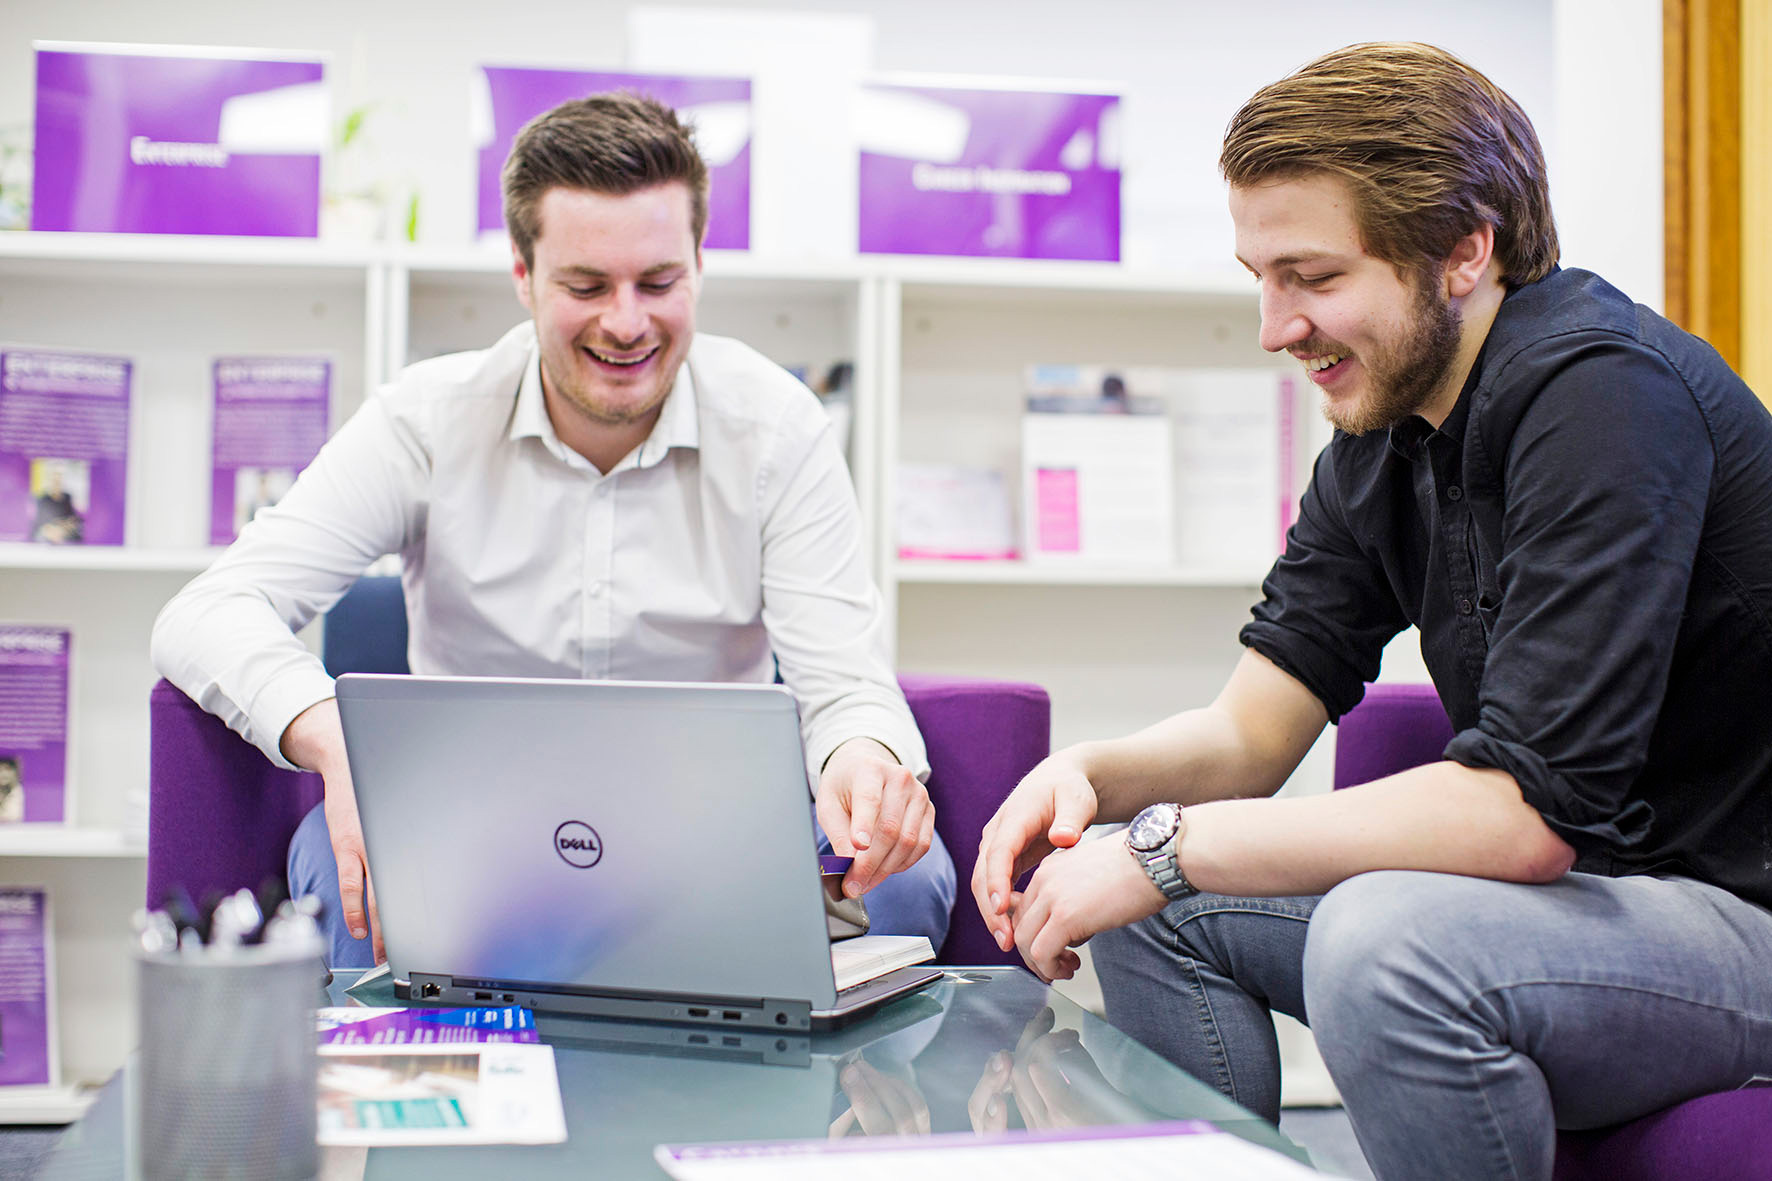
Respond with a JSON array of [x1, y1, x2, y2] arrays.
[[554, 821, 604, 868]]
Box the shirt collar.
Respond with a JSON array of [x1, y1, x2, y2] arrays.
[[507, 337, 702, 473]]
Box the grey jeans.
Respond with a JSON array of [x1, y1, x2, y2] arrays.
[[1092, 870, 1772, 1181]]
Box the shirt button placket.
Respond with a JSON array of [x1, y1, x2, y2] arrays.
[[583, 479, 615, 677]]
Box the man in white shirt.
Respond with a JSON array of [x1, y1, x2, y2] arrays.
[[153, 93, 952, 967]]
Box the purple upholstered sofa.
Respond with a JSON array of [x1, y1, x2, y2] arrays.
[[147, 669, 1049, 969], [1337, 682, 1772, 1180]]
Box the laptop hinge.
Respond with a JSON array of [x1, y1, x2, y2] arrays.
[[409, 972, 815, 1032]]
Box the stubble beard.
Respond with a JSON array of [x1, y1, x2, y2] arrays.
[[1325, 274, 1464, 437], [544, 347, 675, 429]]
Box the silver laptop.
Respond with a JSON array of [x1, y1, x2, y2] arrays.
[[335, 673, 941, 1031]]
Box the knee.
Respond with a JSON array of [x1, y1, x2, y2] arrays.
[[1302, 871, 1473, 1045]]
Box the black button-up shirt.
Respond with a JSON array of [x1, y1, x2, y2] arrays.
[[1242, 268, 1772, 908]]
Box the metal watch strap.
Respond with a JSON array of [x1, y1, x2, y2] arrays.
[[1129, 823, 1197, 901]]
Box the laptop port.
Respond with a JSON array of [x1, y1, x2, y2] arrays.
[[688, 1007, 709, 1018], [775, 1013, 788, 1025], [723, 1010, 742, 1021], [421, 982, 441, 999], [723, 1036, 742, 1047], [474, 991, 492, 1001], [688, 1033, 709, 1045]]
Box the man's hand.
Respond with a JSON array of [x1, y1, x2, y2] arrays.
[[971, 752, 1100, 954], [828, 1057, 931, 1138], [1009, 833, 1165, 982], [968, 1007, 1158, 1132], [816, 738, 933, 899], [282, 698, 383, 964]]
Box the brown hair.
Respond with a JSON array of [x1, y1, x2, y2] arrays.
[[1221, 42, 1558, 286], [502, 91, 709, 267]]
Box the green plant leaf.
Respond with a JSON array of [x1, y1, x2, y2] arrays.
[[339, 106, 369, 149]]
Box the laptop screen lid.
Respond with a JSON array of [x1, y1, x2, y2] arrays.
[[336, 674, 842, 1020]]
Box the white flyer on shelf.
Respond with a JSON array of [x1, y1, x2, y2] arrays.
[[1163, 369, 1297, 574], [1021, 366, 1173, 566], [896, 462, 1018, 561]]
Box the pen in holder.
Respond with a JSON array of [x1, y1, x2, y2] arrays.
[[135, 894, 324, 1180]]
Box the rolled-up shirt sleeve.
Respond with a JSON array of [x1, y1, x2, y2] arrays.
[[1444, 337, 1711, 854], [151, 391, 428, 769], [1241, 444, 1411, 723]]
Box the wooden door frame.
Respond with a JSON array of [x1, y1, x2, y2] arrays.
[[1665, 0, 1770, 403]]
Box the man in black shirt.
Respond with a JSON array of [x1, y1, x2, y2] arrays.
[[972, 42, 1772, 1179]]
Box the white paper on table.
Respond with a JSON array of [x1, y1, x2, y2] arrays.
[[316, 1041, 565, 1146], [655, 1121, 1338, 1180]]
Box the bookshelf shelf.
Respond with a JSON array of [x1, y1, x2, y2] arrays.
[[893, 558, 1265, 588], [0, 1084, 96, 1125], [0, 827, 147, 858], [0, 544, 223, 574], [0, 226, 373, 273]]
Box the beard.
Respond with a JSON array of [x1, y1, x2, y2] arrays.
[[1324, 273, 1464, 437]]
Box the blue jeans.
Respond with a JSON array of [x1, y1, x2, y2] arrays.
[[288, 801, 956, 969], [1092, 870, 1772, 1181]]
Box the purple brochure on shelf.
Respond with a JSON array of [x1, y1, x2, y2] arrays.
[[0, 348, 131, 546], [858, 81, 1121, 261], [0, 627, 71, 826], [475, 66, 751, 250], [0, 889, 54, 1087], [32, 42, 326, 237], [210, 356, 331, 544]]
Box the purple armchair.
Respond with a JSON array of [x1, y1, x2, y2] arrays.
[[1337, 682, 1772, 1180], [147, 672, 1048, 968]]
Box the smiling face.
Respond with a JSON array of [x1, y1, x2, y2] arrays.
[[1232, 172, 1465, 435], [513, 183, 702, 441]]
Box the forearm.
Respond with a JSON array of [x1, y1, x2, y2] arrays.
[[152, 569, 338, 769], [763, 421, 929, 785], [1068, 704, 1289, 822], [153, 396, 422, 767], [1179, 760, 1576, 897], [1069, 649, 1329, 822]]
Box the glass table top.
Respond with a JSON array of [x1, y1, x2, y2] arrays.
[[41, 966, 1313, 1179]]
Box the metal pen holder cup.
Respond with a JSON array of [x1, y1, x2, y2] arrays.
[[136, 933, 324, 1180]]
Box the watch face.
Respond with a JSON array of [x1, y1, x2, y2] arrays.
[[1128, 803, 1179, 852]]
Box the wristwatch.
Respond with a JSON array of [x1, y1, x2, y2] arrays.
[[1126, 802, 1198, 901]]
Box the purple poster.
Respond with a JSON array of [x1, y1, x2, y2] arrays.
[[0, 889, 53, 1087], [0, 627, 70, 826], [0, 349, 131, 547], [32, 42, 326, 237], [475, 66, 751, 250], [210, 356, 331, 544], [858, 82, 1121, 261]]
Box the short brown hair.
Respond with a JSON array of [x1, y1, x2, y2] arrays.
[[1221, 42, 1558, 287], [502, 91, 709, 267]]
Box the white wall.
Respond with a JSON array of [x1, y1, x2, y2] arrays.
[[3, 0, 1661, 300]]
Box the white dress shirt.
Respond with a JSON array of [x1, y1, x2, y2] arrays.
[[152, 321, 927, 786]]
